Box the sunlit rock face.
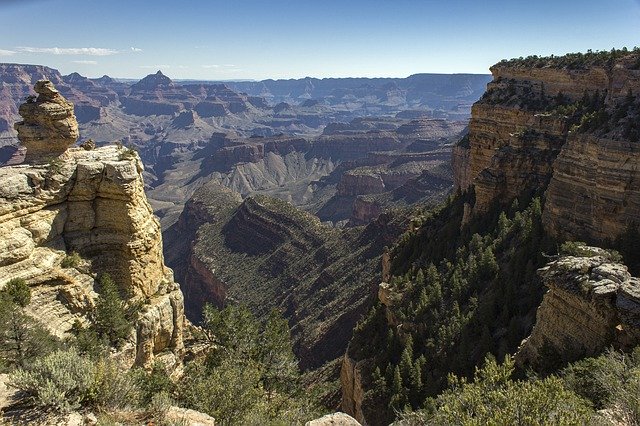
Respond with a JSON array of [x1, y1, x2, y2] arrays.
[[14, 80, 79, 163]]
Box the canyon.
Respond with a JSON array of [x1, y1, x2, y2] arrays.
[[3, 49, 640, 425]]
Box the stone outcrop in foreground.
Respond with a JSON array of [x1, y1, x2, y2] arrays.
[[2, 81, 184, 367], [14, 80, 79, 163], [516, 247, 640, 369], [0, 145, 185, 367], [306, 412, 361, 426]]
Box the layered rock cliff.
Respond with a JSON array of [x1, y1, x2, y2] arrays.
[[0, 81, 185, 368], [454, 50, 640, 244], [516, 246, 640, 369]]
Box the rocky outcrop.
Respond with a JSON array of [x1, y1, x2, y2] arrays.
[[0, 145, 185, 367], [340, 353, 367, 425], [1, 83, 184, 367], [337, 173, 385, 196], [306, 412, 361, 426], [516, 247, 640, 369], [14, 80, 79, 163], [453, 52, 640, 217], [350, 197, 382, 225]]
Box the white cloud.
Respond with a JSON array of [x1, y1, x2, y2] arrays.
[[202, 64, 236, 69], [16, 47, 118, 56], [139, 65, 189, 69], [72, 60, 98, 65], [0, 49, 15, 56], [130, 47, 143, 52]]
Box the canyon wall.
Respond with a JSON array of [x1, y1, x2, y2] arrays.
[[454, 53, 640, 243], [0, 82, 184, 368], [516, 247, 640, 369]]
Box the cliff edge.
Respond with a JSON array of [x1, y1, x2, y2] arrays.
[[0, 81, 185, 368]]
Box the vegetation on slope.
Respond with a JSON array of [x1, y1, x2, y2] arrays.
[[168, 181, 408, 370], [349, 192, 555, 424], [496, 47, 640, 70], [3, 273, 323, 424], [398, 347, 640, 425]]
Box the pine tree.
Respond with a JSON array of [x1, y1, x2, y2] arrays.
[[258, 308, 299, 399], [93, 273, 131, 346]]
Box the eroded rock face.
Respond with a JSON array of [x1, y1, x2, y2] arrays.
[[340, 353, 367, 425], [543, 133, 640, 243], [0, 145, 184, 368], [516, 248, 640, 369], [14, 80, 79, 163], [454, 57, 640, 217]]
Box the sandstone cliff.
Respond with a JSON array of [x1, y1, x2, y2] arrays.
[[0, 82, 184, 368], [454, 50, 640, 244], [516, 247, 640, 369]]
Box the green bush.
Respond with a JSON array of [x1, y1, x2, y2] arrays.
[[1, 278, 31, 307], [90, 357, 140, 411], [9, 348, 96, 413], [61, 251, 82, 269], [562, 348, 640, 423], [136, 361, 174, 405], [400, 355, 593, 425], [146, 391, 173, 423]]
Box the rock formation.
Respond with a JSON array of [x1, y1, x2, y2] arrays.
[[14, 80, 79, 163], [1, 82, 184, 368], [306, 412, 361, 426], [453, 51, 640, 243], [516, 247, 640, 369], [543, 133, 640, 243]]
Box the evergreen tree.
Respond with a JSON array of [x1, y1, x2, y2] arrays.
[[258, 308, 299, 399], [93, 273, 131, 346], [1, 278, 31, 307]]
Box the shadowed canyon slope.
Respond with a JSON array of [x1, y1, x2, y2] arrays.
[[164, 180, 407, 369], [341, 49, 640, 425]]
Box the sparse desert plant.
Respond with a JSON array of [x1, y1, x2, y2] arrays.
[[46, 156, 64, 174], [146, 391, 173, 424], [61, 251, 82, 269], [118, 145, 138, 161], [9, 347, 96, 413], [90, 356, 141, 411]]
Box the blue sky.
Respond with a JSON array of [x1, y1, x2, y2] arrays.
[[1, 0, 639, 80]]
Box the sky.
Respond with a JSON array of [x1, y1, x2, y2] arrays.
[[0, 0, 639, 80]]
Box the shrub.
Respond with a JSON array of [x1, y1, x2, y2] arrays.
[[61, 251, 82, 269], [146, 391, 173, 423], [136, 361, 174, 405], [9, 348, 96, 413], [1, 278, 31, 307], [118, 146, 138, 161], [403, 355, 594, 425], [90, 357, 140, 411]]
